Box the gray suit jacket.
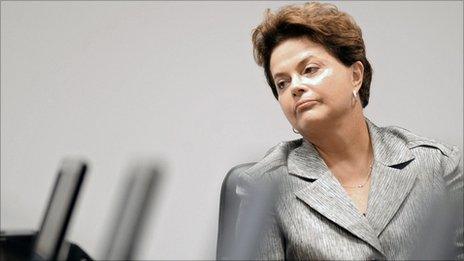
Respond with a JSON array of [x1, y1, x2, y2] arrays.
[[233, 119, 463, 260]]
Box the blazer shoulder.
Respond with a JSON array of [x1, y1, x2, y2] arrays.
[[384, 125, 459, 159], [230, 139, 302, 185]]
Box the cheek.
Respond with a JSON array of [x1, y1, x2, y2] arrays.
[[319, 74, 351, 104]]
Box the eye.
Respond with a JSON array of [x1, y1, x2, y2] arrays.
[[303, 66, 319, 75], [276, 79, 289, 90]]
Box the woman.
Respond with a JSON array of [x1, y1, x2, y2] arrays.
[[232, 2, 463, 260]]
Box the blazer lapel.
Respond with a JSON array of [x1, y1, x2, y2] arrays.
[[367, 162, 417, 236], [288, 140, 385, 254], [295, 176, 385, 254], [365, 120, 416, 236]]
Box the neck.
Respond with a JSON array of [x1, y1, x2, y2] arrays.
[[301, 111, 372, 167]]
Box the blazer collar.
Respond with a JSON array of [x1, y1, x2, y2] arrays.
[[287, 118, 415, 180], [287, 139, 328, 180], [244, 139, 302, 179], [366, 118, 415, 167]]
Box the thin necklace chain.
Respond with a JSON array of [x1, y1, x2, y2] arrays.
[[342, 158, 374, 189]]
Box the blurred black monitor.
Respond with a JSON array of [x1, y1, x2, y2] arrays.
[[31, 159, 87, 261], [104, 162, 162, 260]]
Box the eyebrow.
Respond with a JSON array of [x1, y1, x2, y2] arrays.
[[272, 54, 316, 80]]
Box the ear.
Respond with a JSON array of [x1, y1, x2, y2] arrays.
[[351, 61, 364, 93]]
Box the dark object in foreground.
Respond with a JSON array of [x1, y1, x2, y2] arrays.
[[0, 231, 92, 261], [1, 158, 90, 261]]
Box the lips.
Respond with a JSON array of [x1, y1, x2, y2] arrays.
[[294, 98, 318, 113]]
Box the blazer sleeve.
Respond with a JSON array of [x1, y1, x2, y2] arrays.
[[255, 209, 285, 260], [442, 145, 464, 260]]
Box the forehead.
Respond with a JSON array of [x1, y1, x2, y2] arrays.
[[270, 37, 332, 75]]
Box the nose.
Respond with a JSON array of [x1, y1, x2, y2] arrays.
[[290, 74, 308, 97]]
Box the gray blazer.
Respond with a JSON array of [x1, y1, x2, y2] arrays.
[[233, 119, 463, 260]]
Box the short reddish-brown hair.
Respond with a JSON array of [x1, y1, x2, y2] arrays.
[[252, 2, 372, 108]]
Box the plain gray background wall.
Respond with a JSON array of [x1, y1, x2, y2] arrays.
[[1, 1, 462, 259]]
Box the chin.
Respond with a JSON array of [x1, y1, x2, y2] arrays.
[[295, 110, 328, 130]]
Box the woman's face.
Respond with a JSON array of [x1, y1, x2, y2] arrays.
[[269, 37, 363, 132]]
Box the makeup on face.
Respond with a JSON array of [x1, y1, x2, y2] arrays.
[[292, 67, 333, 87], [289, 68, 333, 113], [272, 49, 333, 92]]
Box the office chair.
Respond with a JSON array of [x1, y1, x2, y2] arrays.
[[216, 162, 256, 260]]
